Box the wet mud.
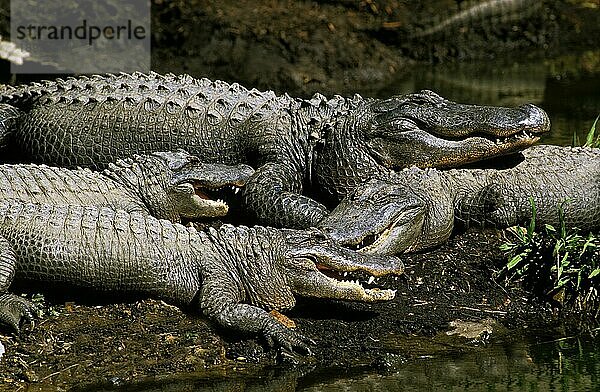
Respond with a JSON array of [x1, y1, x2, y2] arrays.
[[150, 0, 599, 98]]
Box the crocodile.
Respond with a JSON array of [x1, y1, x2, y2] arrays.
[[0, 150, 254, 222], [0, 72, 550, 228], [319, 145, 600, 254], [411, 0, 542, 39], [0, 202, 404, 352]]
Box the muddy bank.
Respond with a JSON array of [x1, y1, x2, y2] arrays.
[[150, 0, 599, 98], [0, 228, 563, 391], [2, 1, 596, 97]]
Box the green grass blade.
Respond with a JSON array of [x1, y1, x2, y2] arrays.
[[507, 254, 523, 270], [572, 131, 580, 147], [584, 115, 599, 147], [527, 197, 536, 240]]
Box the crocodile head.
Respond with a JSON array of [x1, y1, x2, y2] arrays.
[[106, 150, 254, 221], [315, 90, 550, 199], [280, 228, 404, 303], [318, 176, 428, 255], [154, 150, 255, 219], [363, 90, 550, 168]]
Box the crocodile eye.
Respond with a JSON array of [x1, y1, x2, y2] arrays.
[[411, 90, 445, 105]]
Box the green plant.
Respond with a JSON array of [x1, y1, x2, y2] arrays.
[[573, 114, 599, 148], [503, 118, 599, 315], [500, 198, 600, 315]]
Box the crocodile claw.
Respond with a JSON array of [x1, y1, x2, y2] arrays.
[[0, 293, 38, 333], [264, 322, 315, 356]]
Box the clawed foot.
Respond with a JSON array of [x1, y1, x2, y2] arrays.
[[263, 322, 316, 356], [0, 293, 38, 333]]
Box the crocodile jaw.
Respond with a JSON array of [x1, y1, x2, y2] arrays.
[[358, 213, 422, 255], [170, 182, 232, 219], [182, 194, 229, 219], [370, 127, 542, 170], [287, 261, 397, 303]]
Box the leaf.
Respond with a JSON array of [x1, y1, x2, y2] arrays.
[[589, 269, 600, 279], [584, 114, 599, 147], [572, 131, 580, 147], [527, 197, 536, 240], [545, 224, 556, 232], [507, 254, 522, 270], [561, 251, 570, 268], [558, 199, 571, 239], [581, 236, 597, 256]]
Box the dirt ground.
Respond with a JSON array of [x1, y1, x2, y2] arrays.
[[0, 1, 598, 390], [150, 0, 598, 98]]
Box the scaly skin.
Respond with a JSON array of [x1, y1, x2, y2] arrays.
[[412, 0, 542, 38], [0, 72, 550, 228], [0, 202, 403, 352], [0, 104, 19, 151], [319, 145, 600, 254], [0, 150, 254, 221]]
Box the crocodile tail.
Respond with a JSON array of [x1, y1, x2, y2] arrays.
[[412, 0, 541, 39], [0, 103, 20, 152]]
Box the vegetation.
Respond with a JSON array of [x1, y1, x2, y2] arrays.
[[572, 115, 599, 148], [500, 199, 599, 316], [501, 119, 600, 317]]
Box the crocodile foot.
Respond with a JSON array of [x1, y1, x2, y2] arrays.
[[0, 293, 37, 333], [264, 321, 316, 355]]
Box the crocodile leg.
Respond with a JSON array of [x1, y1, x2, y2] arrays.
[[243, 162, 329, 228], [211, 303, 314, 353], [199, 270, 313, 354], [0, 235, 37, 332]]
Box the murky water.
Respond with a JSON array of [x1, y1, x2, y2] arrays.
[[85, 331, 600, 391], [298, 333, 600, 392]]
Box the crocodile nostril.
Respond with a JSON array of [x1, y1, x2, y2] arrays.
[[519, 104, 551, 134]]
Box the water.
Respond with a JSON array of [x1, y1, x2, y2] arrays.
[[298, 333, 600, 391], [86, 332, 600, 391]]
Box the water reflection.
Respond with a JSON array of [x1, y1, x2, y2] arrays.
[[300, 335, 600, 391], [85, 333, 600, 391]]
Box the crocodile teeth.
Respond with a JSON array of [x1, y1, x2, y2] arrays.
[[367, 276, 375, 284], [234, 188, 240, 194]]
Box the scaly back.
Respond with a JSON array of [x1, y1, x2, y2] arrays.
[[3, 72, 297, 169]]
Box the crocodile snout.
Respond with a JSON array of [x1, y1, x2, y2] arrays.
[[518, 103, 551, 135]]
